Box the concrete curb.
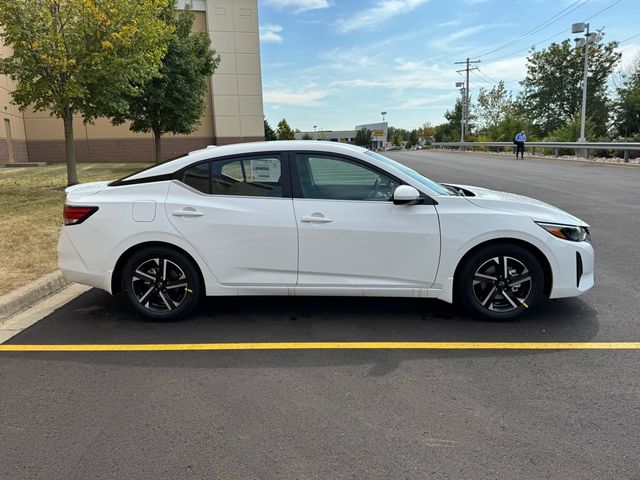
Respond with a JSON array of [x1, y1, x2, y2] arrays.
[[0, 271, 70, 320]]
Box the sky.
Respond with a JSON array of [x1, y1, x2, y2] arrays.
[[257, 0, 640, 131]]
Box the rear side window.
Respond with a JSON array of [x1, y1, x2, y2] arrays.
[[177, 155, 285, 197], [212, 156, 283, 197], [181, 162, 210, 193]]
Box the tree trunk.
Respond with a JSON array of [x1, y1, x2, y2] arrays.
[[153, 128, 162, 165], [63, 109, 78, 186]]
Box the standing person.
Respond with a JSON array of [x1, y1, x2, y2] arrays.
[[514, 131, 527, 159]]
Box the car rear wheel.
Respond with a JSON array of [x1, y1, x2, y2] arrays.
[[456, 243, 544, 321], [121, 246, 202, 321]]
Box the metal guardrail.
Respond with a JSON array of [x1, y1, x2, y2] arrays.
[[431, 141, 640, 162]]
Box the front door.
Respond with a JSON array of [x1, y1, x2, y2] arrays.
[[166, 153, 298, 286], [292, 152, 440, 288]]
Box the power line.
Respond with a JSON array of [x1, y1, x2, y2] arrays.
[[480, 0, 626, 64], [619, 32, 640, 44], [583, 0, 624, 21], [481, 27, 567, 63], [475, 0, 590, 59], [473, 69, 523, 91]]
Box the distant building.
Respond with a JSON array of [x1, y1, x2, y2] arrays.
[[294, 121, 389, 148], [355, 122, 388, 150], [0, 0, 265, 164], [293, 130, 356, 143]]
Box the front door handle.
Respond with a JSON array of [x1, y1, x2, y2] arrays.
[[301, 214, 333, 224], [172, 209, 204, 217]]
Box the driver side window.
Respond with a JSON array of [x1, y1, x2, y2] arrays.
[[296, 154, 399, 201]]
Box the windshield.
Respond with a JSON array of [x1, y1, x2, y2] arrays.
[[363, 150, 451, 196]]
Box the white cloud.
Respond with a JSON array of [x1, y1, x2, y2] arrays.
[[399, 93, 457, 108], [317, 47, 377, 71], [427, 25, 487, 51], [263, 0, 330, 13], [337, 0, 430, 33], [329, 79, 387, 88], [263, 89, 329, 106], [477, 57, 528, 86], [260, 24, 284, 43]]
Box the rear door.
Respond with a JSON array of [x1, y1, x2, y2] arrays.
[[166, 153, 298, 286]]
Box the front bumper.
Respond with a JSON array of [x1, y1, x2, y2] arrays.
[[548, 238, 594, 298]]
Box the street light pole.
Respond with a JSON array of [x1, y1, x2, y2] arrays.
[[572, 22, 596, 143], [381, 111, 387, 123]]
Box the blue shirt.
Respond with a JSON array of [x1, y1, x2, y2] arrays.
[[515, 132, 527, 142]]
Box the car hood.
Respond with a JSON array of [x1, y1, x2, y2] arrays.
[[443, 183, 588, 226]]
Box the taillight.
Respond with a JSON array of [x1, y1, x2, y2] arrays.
[[63, 205, 99, 225]]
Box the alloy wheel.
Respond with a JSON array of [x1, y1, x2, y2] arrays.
[[130, 257, 189, 312], [472, 256, 532, 312]]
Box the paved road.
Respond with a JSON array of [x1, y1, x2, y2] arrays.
[[1, 151, 639, 479]]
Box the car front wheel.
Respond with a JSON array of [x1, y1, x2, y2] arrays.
[[121, 247, 202, 321], [456, 243, 545, 321]]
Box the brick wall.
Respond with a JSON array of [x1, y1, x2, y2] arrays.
[[26, 136, 266, 163], [216, 136, 265, 145], [27, 137, 216, 163], [0, 138, 29, 163]]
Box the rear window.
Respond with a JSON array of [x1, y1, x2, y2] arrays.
[[109, 153, 189, 186]]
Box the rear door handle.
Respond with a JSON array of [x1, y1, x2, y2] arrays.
[[301, 215, 333, 223], [172, 209, 204, 217]]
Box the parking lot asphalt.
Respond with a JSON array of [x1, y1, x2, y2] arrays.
[[1, 150, 639, 479]]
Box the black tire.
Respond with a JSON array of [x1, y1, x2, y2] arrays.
[[121, 246, 202, 321], [456, 243, 544, 321]]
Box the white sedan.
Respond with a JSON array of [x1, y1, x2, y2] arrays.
[[58, 141, 594, 321]]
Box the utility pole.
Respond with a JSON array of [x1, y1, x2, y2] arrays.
[[455, 57, 480, 139]]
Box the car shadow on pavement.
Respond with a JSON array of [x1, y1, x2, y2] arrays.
[[2, 288, 602, 375]]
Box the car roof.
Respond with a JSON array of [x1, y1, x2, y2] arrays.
[[123, 141, 370, 181]]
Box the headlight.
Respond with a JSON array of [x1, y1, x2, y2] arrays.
[[536, 222, 591, 242]]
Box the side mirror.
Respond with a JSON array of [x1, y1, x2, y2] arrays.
[[393, 185, 421, 205]]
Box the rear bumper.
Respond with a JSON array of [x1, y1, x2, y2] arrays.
[[57, 227, 110, 292]]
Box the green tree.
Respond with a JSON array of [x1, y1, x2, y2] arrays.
[[112, 5, 219, 164], [547, 115, 594, 141], [276, 119, 295, 140], [355, 128, 372, 147], [614, 57, 640, 138], [434, 98, 473, 141], [495, 113, 532, 142], [417, 122, 436, 140], [302, 133, 313, 140], [0, 0, 172, 185], [518, 34, 620, 139], [476, 81, 513, 137], [391, 129, 403, 147], [264, 119, 277, 141], [407, 129, 418, 148]]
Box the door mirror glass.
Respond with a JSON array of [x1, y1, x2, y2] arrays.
[[393, 185, 420, 205]]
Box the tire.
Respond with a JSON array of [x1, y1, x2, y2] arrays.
[[121, 246, 202, 321], [456, 243, 545, 321]]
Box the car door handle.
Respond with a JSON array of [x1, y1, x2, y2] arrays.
[[172, 209, 204, 217], [301, 215, 333, 223]]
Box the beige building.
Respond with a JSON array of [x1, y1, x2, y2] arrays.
[[0, 0, 264, 164]]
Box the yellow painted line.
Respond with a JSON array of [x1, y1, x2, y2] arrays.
[[1, 342, 640, 352]]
